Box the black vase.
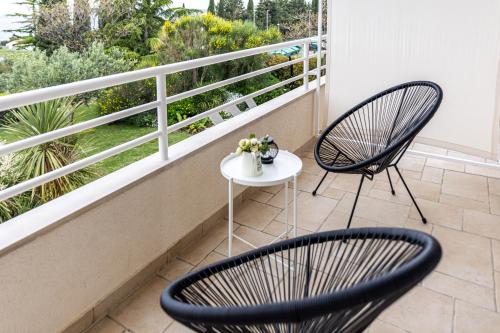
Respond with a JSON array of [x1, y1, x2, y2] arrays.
[[261, 137, 279, 164]]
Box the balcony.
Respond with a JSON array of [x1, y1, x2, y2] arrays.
[[0, 34, 500, 333]]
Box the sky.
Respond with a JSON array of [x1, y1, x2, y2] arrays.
[[0, 0, 261, 41]]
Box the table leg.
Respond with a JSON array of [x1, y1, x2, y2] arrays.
[[293, 174, 298, 237], [284, 181, 288, 238], [228, 178, 233, 257]]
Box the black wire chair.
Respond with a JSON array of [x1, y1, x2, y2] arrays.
[[313, 81, 443, 229], [161, 227, 442, 333]]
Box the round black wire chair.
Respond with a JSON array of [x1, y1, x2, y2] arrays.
[[161, 227, 442, 333], [313, 81, 443, 228]]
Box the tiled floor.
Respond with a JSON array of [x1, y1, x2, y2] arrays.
[[87, 143, 500, 333]]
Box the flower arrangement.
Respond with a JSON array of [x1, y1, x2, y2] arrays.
[[235, 133, 269, 155]]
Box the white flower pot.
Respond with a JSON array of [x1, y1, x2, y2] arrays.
[[241, 152, 263, 177]]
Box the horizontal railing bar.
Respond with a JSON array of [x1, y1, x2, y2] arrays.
[[169, 73, 305, 132], [0, 101, 160, 157], [310, 65, 327, 76], [167, 58, 305, 103], [167, 57, 306, 104], [0, 131, 160, 202], [0, 37, 317, 112]]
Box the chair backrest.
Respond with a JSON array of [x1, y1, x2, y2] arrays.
[[161, 228, 442, 332], [316, 81, 442, 174]]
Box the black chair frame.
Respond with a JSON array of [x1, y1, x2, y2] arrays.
[[161, 227, 442, 333], [313, 81, 443, 229]]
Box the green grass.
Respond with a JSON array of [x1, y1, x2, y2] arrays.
[[82, 125, 189, 174], [0, 103, 190, 175]]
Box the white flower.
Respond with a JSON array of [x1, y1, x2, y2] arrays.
[[250, 138, 258, 145], [235, 147, 242, 154]]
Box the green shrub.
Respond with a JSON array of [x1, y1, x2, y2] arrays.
[[0, 43, 135, 95], [1, 98, 99, 204], [232, 73, 289, 105]]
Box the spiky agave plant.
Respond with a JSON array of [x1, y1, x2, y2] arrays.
[[2, 98, 99, 204]]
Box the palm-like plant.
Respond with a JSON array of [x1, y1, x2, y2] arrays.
[[2, 98, 99, 204]]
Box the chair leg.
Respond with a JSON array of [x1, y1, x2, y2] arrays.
[[386, 169, 396, 195], [312, 171, 329, 196], [394, 166, 427, 224], [347, 175, 365, 229]]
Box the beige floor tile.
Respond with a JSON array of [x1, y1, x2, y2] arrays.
[[422, 166, 443, 184], [409, 199, 462, 230], [275, 192, 337, 231], [368, 320, 408, 333], [404, 217, 433, 233], [158, 258, 194, 282], [439, 193, 490, 213], [164, 321, 196, 332], [490, 194, 500, 215], [489, 178, 500, 196], [244, 188, 273, 204], [320, 187, 347, 200], [320, 210, 377, 231], [337, 194, 409, 227], [86, 317, 130, 333], [231, 199, 281, 230], [195, 251, 226, 269], [495, 272, 500, 314], [432, 226, 493, 288], [266, 186, 293, 209], [442, 171, 489, 202], [400, 169, 423, 181], [426, 157, 465, 172], [179, 222, 228, 265], [301, 157, 324, 176], [379, 286, 453, 333], [423, 272, 495, 310], [111, 277, 172, 333], [328, 173, 373, 195], [463, 209, 500, 241], [295, 172, 328, 193], [260, 185, 282, 194], [493, 240, 500, 271], [398, 155, 426, 172], [395, 178, 441, 202], [262, 220, 309, 237], [215, 226, 276, 257], [369, 188, 412, 206], [454, 300, 500, 333], [466, 164, 500, 179]]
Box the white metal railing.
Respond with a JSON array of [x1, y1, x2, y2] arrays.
[[0, 36, 327, 202]]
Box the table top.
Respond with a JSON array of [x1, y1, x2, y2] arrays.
[[220, 150, 303, 186]]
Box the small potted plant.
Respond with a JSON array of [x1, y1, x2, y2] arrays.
[[235, 134, 269, 177]]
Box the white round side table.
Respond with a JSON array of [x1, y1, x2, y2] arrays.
[[220, 150, 303, 256]]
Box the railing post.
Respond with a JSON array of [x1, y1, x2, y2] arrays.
[[303, 41, 310, 90], [156, 74, 168, 160], [315, 0, 323, 136]]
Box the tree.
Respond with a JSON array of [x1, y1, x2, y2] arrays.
[[156, 13, 281, 92], [97, 0, 174, 56], [217, 0, 227, 18], [246, 0, 254, 22], [1, 98, 98, 204], [208, 0, 216, 14], [36, 0, 92, 53], [312, 0, 318, 12], [216, 0, 244, 20], [255, 0, 280, 29]]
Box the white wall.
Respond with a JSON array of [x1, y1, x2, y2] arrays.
[[328, 0, 500, 158]]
